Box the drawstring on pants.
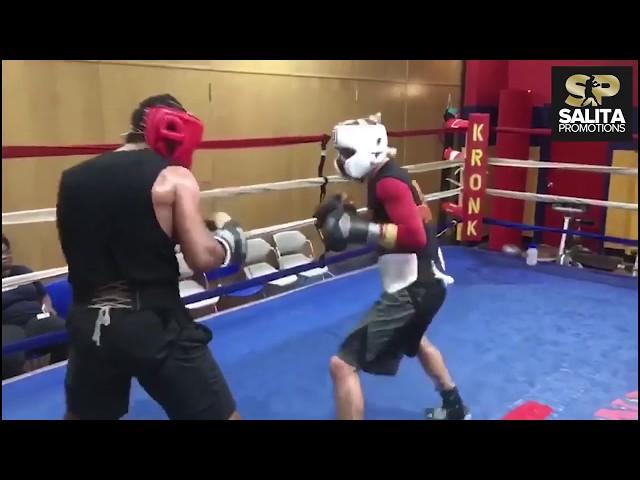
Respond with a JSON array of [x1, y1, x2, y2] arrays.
[[88, 281, 133, 346]]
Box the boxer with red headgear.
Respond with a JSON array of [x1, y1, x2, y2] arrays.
[[57, 94, 246, 420], [143, 106, 203, 170], [314, 113, 469, 420]]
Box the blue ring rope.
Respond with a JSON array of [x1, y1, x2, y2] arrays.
[[483, 217, 638, 247], [2, 246, 373, 356], [184, 246, 372, 305], [2, 219, 634, 356], [2, 330, 69, 356]]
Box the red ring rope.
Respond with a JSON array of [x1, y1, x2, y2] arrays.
[[2, 127, 465, 160], [1, 135, 330, 160], [4, 125, 634, 160], [495, 126, 638, 141]]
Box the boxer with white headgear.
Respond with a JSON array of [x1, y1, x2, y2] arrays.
[[314, 113, 469, 420], [332, 112, 397, 181]]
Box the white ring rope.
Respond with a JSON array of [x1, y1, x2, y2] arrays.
[[424, 187, 463, 201], [5, 155, 637, 225], [3, 147, 637, 288], [200, 176, 349, 199], [1, 186, 464, 291], [488, 157, 638, 175], [405, 160, 464, 174], [2, 267, 70, 292], [486, 188, 638, 211], [2, 160, 464, 226], [3, 208, 57, 225]]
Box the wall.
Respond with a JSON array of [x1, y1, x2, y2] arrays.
[[464, 60, 638, 251], [507, 60, 638, 106], [2, 60, 464, 270], [509, 60, 638, 251]]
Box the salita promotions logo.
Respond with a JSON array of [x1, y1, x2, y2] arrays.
[[552, 66, 632, 141]]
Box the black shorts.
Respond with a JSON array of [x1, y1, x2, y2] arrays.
[[338, 277, 446, 376], [65, 305, 236, 420]]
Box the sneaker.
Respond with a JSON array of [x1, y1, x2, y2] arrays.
[[425, 405, 471, 420]]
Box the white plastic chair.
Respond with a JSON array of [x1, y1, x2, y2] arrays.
[[244, 238, 298, 288], [176, 252, 220, 311], [272, 231, 330, 280]]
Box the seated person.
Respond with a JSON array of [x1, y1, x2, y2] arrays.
[[2, 234, 67, 378]]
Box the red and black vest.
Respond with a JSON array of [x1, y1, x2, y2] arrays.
[[367, 160, 443, 274]]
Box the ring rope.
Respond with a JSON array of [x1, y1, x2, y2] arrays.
[[246, 188, 463, 238], [202, 160, 463, 199], [4, 154, 636, 225], [488, 157, 638, 176], [2, 128, 469, 160], [1, 134, 330, 159], [1, 245, 374, 356], [3, 208, 57, 225], [1, 186, 465, 291], [201, 176, 349, 199], [2, 267, 71, 292], [486, 188, 638, 211], [494, 127, 554, 136], [5, 125, 634, 160], [493, 126, 639, 141], [3, 173, 636, 287], [6, 152, 637, 225], [4, 214, 468, 356], [483, 218, 638, 247], [2, 160, 465, 225]]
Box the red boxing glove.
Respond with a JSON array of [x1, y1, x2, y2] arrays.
[[441, 202, 463, 220], [443, 147, 464, 161], [445, 118, 469, 130]]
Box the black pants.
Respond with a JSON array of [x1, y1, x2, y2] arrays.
[[338, 277, 447, 376], [65, 305, 236, 420], [2, 315, 67, 379]]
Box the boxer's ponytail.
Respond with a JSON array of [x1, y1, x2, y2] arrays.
[[125, 94, 185, 144]]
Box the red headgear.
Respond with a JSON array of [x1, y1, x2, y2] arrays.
[[144, 107, 204, 169]]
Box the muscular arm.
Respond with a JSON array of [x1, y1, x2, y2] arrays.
[[376, 177, 427, 251], [171, 168, 227, 272]]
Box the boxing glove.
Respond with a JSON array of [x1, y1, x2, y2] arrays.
[[208, 212, 248, 267], [313, 193, 357, 229], [318, 206, 382, 252], [441, 202, 463, 221]]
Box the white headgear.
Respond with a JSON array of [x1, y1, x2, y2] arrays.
[[332, 113, 397, 180]]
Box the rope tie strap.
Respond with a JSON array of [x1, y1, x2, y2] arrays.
[[87, 281, 134, 346], [318, 135, 331, 202]]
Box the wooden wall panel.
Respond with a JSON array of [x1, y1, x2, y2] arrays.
[[95, 63, 212, 142], [2, 60, 463, 270], [192, 71, 358, 233], [2, 61, 105, 144], [605, 150, 638, 253], [89, 60, 409, 82], [405, 84, 463, 225], [408, 61, 464, 84]]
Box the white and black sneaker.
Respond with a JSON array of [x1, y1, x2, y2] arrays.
[[425, 405, 471, 420]]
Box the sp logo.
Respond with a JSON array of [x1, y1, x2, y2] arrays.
[[552, 66, 631, 141], [565, 74, 620, 107]]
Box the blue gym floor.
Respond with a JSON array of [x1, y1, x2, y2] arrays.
[[2, 247, 637, 420]]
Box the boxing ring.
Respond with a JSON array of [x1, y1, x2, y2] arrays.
[[2, 117, 638, 420]]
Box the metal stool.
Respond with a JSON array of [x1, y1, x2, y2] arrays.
[[553, 202, 589, 267]]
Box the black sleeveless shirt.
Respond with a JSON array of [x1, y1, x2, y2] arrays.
[[56, 149, 181, 306], [367, 160, 443, 276]]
